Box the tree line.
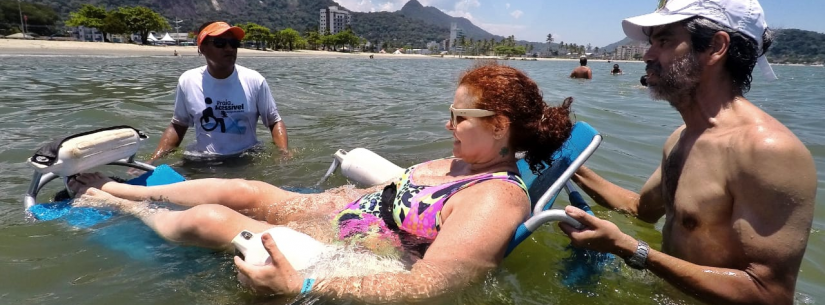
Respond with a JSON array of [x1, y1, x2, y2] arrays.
[[65, 4, 168, 45], [545, 33, 599, 57], [0, 0, 59, 36]]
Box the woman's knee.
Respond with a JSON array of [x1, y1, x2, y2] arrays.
[[177, 204, 240, 239], [210, 178, 264, 207]]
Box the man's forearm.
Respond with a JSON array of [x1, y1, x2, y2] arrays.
[[574, 167, 641, 214], [642, 248, 788, 305], [148, 123, 186, 163], [269, 121, 289, 153]]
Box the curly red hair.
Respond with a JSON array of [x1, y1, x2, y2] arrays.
[[458, 62, 573, 174]]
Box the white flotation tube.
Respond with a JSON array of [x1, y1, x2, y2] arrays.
[[317, 148, 404, 187], [231, 227, 328, 271], [24, 126, 156, 210], [28, 126, 146, 176]]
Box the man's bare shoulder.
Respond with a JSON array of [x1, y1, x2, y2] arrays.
[[663, 125, 686, 154], [737, 114, 812, 166], [731, 111, 816, 195]]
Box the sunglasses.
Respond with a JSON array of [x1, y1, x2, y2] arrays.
[[449, 104, 495, 128], [210, 38, 241, 49]]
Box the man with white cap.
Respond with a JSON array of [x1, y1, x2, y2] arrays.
[[141, 21, 291, 168], [560, 1, 816, 304]]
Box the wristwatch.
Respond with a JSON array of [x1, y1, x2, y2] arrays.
[[624, 239, 649, 270]]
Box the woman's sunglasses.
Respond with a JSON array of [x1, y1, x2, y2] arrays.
[[210, 38, 241, 49], [449, 105, 495, 128]]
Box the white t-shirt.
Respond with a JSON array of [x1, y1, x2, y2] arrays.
[[172, 65, 281, 157]]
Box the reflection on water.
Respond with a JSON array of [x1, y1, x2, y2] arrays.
[[0, 55, 823, 304]]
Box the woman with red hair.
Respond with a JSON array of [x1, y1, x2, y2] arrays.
[[70, 62, 574, 302]]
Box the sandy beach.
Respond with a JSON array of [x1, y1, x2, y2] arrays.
[[0, 39, 636, 63], [0, 38, 422, 58]]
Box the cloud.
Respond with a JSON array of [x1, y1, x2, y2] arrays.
[[510, 10, 523, 19]]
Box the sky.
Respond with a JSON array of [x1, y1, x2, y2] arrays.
[[335, 0, 825, 47]]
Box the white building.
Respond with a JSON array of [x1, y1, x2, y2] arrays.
[[320, 6, 352, 35], [449, 22, 465, 52], [616, 43, 650, 60], [70, 26, 104, 42], [426, 41, 440, 52]]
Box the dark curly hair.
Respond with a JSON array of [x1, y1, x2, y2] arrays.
[[682, 17, 773, 94], [458, 62, 573, 175]]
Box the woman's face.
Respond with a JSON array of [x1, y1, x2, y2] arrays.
[[445, 86, 500, 163]]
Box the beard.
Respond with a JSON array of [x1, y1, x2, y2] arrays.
[[646, 51, 703, 109]]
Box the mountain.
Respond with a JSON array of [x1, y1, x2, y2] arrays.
[[21, 0, 553, 50], [769, 29, 825, 64], [398, 0, 498, 40], [601, 29, 825, 64], [350, 11, 450, 48], [600, 37, 636, 54], [26, 0, 340, 34]]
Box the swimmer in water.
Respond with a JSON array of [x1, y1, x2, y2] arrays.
[[570, 56, 593, 79], [611, 64, 623, 75], [70, 62, 576, 302]]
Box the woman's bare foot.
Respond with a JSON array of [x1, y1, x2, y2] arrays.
[[73, 187, 150, 216], [69, 172, 142, 201]]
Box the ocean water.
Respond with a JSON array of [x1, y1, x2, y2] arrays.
[[0, 55, 822, 305]]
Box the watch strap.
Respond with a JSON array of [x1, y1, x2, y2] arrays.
[[625, 239, 649, 269]]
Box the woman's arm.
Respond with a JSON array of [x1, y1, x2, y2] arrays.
[[237, 181, 530, 303]]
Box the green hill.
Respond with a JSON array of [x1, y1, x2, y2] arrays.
[[22, 0, 339, 34], [398, 0, 498, 40], [769, 29, 825, 64], [350, 11, 449, 49], [17, 0, 456, 48], [600, 29, 825, 64]]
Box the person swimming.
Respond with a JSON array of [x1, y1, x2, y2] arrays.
[[611, 64, 623, 75], [570, 56, 592, 79]]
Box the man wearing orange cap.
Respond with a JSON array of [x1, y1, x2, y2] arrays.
[[143, 21, 290, 166]]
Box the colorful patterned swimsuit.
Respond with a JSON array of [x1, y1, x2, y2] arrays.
[[333, 159, 528, 255]]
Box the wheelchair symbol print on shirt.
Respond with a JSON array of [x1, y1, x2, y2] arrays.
[[199, 97, 248, 134]]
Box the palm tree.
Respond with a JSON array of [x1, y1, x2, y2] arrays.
[[546, 33, 554, 54]]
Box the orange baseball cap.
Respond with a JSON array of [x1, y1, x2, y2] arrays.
[[197, 22, 245, 46]]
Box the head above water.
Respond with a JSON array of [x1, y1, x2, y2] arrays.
[[613, 64, 620, 69], [623, 0, 775, 95], [456, 62, 573, 174], [579, 56, 588, 66], [197, 21, 245, 47], [197, 21, 245, 75]]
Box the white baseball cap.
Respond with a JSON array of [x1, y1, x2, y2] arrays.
[[622, 0, 776, 80]]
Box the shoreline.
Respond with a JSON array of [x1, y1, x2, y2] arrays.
[[0, 39, 637, 63], [2, 40, 820, 66]]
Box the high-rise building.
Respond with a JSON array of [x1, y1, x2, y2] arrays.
[[320, 6, 352, 35], [449, 22, 465, 52], [616, 43, 650, 60]]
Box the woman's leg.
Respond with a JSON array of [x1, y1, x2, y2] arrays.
[[75, 187, 275, 249], [70, 173, 298, 221]]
